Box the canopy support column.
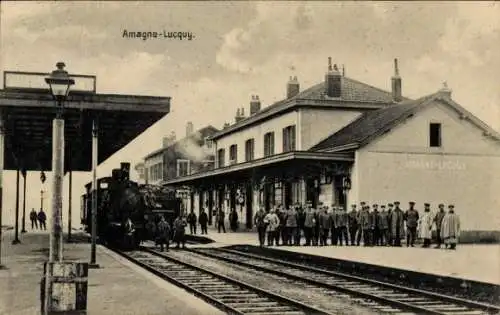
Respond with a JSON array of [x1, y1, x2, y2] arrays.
[[89, 119, 99, 269]]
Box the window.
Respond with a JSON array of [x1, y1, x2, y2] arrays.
[[176, 159, 191, 177], [264, 132, 275, 157], [282, 125, 296, 152], [217, 148, 225, 167], [229, 144, 238, 164], [204, 137, 213, 149], [429, 123, 441, 147], [245, 138, 255, 162]]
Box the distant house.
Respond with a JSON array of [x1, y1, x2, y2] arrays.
[[160, 58, 500, 238]]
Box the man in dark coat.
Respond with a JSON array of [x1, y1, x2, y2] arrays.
[[278, 206, 288, 245], [187, 210, 197, 235], [359, 205, 372, 246], [378, 205, 390, 246], [30, 208, 38, 230], [216, 208, 226, 233], [371, 204, 380, 246], [303, 202, 315, 246], [254, 206, 267, 247], [433, 204, 446, 248], [347, 204, 358, 246], [336, 206, 348, 246], [387, 203, 394, 245], [198, 208, 208, 235], [157, 215, 171, 251], [319, 206, 330, 246], [229, 208, 238, 232], [390, 201, 405, 246], [173, 215, 187, 249], [329, 205, 338, 245], [404, 201, 419, 247], [296, 204, 306, 245], [285, 205, 298, 246], [38, 209, 47, 230]]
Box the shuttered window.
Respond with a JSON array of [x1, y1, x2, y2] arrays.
[[264, 132, 275, 157]]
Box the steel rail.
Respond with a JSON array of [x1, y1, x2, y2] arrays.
[[189, 247, 499, 315]]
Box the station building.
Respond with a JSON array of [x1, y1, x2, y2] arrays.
[[161, 59, 500, 237]]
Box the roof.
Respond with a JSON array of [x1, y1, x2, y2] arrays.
[[210, 76, 406, 140], [144, 125, 219, 160], [311, 92, 500, 152], [0, 89, 171, 171]]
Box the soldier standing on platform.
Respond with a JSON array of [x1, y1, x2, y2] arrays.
[[329, 205, 337, 245], [264, 208, 280, 246], [433, 204, 446, 248], [390, 201, 405, 246], [441, 205, 460, 250], [419, 203, 433, 248], [278, 205, 288, 245], [254, 206, 267, 247], [199, 208, 208, 235], [38, 209, 47, 230], [285, 205, 298, 246], [319, 205, 330, 246], [336, 206, 348, 246], [348, 204, 358, 246], [387, 203, 394, 245], [229, 208, 239, 232], [371, 204, 380, 246], [187, 210, 197, 235], [297, 203, 306, 245], [405, 202, 419, 247], [312, 203, 321, 246], [157, 215, 171, 252], [303, 202, 315, 246], [216, 208, 226, 233], [356, 202, 366, 246], [30, 208, 38, 230], [173, 215, 187, 249], [378, 205, 389, 246], [359, 204, 372, 246]]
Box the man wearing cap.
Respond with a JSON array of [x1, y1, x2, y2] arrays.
[[359, 204, 372, 246], [263, 207, 280, 246], [404, 202, 419, 247], [371, 204, 380, 246], [336, 205, 349, 246], [285, 205, 298, 246], [387, 203, 394, 245], [419, 203, 433, 248], [440, 205, 460, 250], [296, 203, 306, 245], [433, 204, 446, 248], [378, 205, 389, 246], [303, 202, 315, 246], [329, 205, 338, 245], [319, 205, 331, 246], [312, 203, 321, 246], [390, 201, 405, 246], [347, 204, 359, 246]]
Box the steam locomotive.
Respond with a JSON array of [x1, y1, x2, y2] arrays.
[[80, 162, 183, 249]]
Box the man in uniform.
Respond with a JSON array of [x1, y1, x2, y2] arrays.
[[296, 203, 306, 245], [264, 208, 280, 246], [419, 203, 433, 248], [312, 203, 321, 246], [433, 204, 446, 248], [285, 205, 298, 246], [387, 203, 394, 245], [157, 215, 171, 252], [329, 205, 338, 245], [199, 208, 209, 235], [356, 202, 366, 246], [216, 208, 226, 233], [390, 201, 405, 246], [303, 202, 315, 246], [378, 205, 389, 246], [371, 204, 380, 246], [404, 201, 419, 247], [254, 206, 267, 247], [359, 204, 372, 246], [336, 206, 348, 246], [318, 205, 330, 246], [347, 204, 358, 246], [187, 210, 197, 235]]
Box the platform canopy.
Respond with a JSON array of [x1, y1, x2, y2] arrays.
[[0, 71, 171, 171]]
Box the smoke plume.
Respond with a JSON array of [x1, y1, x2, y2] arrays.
[[176, 131, 214, 163]]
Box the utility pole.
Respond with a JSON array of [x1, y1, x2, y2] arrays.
[[12, 168, 21, 244], [21, 169, 27, 233]]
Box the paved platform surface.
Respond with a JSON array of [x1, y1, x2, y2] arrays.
[[195, 226, 500, 285], [0, 230, 224, 315]]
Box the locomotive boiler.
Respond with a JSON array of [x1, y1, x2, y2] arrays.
[[81, 162, 182, 249]]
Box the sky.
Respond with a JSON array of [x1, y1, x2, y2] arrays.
[[0, 1, 499, 228]]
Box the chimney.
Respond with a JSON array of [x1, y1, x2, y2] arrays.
[[287, 76, 300, 98], [325, 57, 342, 97], [186, 121, 194, 137], [162, 131, 176, 147], [438, 81, 452, 99], [234, 108, 243, 123], [240, 107, 245, 118], [250, 95, 261, 115], [391, 58, 402, 102], [223, 122, 230, 129]]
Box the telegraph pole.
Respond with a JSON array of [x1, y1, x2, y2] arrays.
[[21, 169, 27, 233]]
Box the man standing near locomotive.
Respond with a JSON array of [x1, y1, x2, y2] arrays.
[[157, 215, 171, 252], [198, 208, 208, 235], [173, 215, 188, 249], [187, 210, 197, 235]]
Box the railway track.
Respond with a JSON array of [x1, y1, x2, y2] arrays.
[[187, 247, 500, 315], [113, 247, 331, 315]]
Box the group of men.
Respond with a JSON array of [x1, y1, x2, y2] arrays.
[[186, 209, 209, 235], [253, 201, 461, 250], [145, 214, 188, 251], [29, 208, 47, 230]]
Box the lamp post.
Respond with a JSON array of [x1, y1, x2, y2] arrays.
[[45, 62, 74, 263], [21, 168, 27, 233]]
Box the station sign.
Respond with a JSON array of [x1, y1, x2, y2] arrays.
[[3, 71, 96, 93]]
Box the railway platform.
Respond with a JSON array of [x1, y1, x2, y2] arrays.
[[0, 230, 225, 315], [197, 226, 500, 286]]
